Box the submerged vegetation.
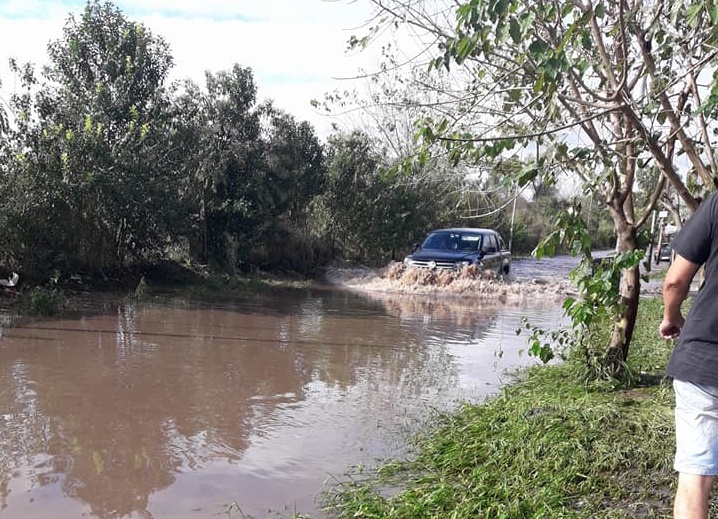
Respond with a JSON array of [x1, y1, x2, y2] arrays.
[[20, 287, 64, 316], [319, 297, 688, 519]]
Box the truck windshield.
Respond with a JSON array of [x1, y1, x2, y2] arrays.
[[422, 232, 482, 251]]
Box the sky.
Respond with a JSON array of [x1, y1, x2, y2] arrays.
[[0, 0, 381, 139]]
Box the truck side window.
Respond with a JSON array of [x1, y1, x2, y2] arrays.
[[483, 234, 498, 253]]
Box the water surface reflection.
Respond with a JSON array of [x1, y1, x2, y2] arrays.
[[0, 287, 565, 518]]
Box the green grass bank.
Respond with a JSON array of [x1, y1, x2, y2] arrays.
[[318, 297, 688, 519]]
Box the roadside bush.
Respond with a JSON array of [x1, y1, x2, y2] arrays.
[[247, 227, 336, 276], [23, 287, 63, 316]]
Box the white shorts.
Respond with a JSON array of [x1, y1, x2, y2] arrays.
[[674, 379, 718, 475]]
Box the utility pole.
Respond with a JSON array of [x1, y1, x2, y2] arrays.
[[646, 210, 657, 271], [509, 180, 517, 251], [655, 211, 668, 264]]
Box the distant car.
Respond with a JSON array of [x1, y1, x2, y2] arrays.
[[654, 242, 672, 263], [403, 228, 511, 275]]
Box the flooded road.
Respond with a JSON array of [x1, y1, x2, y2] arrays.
[[0, 261, 573, 519]]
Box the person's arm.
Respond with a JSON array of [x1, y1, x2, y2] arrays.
[[660, 254, 701, 339]]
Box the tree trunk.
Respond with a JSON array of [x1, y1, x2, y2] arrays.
[[605, 227, 640, 374]]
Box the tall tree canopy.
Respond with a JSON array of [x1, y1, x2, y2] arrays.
[[3, 0, 178, 273]]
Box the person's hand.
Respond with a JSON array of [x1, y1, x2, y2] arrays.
[[659, 317, 684, 340]]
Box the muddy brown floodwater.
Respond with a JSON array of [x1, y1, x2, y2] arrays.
[[0, 254, 646, 519]]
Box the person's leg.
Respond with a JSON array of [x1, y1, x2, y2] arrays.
[[674, 472, 715, 518], [673, 380, 718, 518]]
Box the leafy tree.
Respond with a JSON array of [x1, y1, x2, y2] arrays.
[[173, 65, 264, 270], [2, 1, 331, 278], [174, 67, 328, 273], [0, 78, 7, 135], [352, 0, 718, 375], [255, 109, 329, 272], [263, 110, 325, 221], [47, 0, 178, 263], [316, 130, 453, 265], [318, 131, 385, 262], [2, 0, 179, 276]]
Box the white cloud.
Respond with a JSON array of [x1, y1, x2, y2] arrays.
[[0, 0, 381, 138]]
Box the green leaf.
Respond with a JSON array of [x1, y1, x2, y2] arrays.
[[436, 117, 449, 135], [517, 166, 538, 186], [528, 38, 549, 56], [509, 17, 521, 44], [686, 4, 702, 28], [490, 0, 509, 19], [455, 36, 474, 63]]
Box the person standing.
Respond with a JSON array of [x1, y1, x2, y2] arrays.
[[661, 192, 718, 518]]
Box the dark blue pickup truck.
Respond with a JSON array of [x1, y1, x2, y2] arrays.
[[403, 228, 511, 275]]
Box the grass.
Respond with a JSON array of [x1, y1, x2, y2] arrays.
[[319, 297, 691, 518]]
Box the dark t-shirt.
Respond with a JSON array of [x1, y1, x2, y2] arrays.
[[666, 192, 718, 385]]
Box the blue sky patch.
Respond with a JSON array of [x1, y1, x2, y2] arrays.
[[0, 1, 261, 23]]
